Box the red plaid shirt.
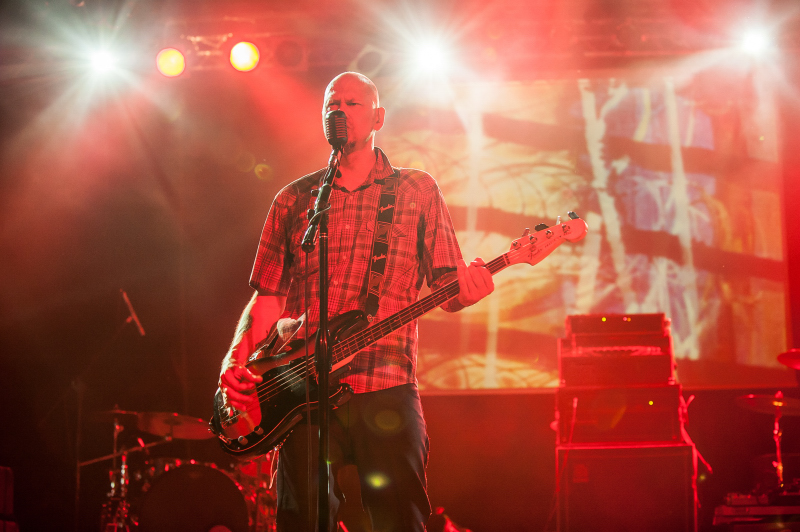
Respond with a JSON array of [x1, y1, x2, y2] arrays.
[[249, 148, 463, 393]]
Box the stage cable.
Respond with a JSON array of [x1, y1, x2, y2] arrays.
[[543, 396, 578, 532]]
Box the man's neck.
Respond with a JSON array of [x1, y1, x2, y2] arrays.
[[336, 145, 376, 191]]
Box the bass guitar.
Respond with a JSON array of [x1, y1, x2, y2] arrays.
[[209, 212, 588, 457]]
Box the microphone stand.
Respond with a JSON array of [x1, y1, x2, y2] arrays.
[[301, 143, 342, 532]]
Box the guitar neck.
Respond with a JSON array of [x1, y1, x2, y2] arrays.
[[331, 253, 510, 364]]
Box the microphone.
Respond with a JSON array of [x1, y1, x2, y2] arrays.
[[120, 289, 145, 336], [324, 110, 347, 149]]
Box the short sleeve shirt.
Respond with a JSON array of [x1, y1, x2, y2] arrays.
[[249, 148, 463, 393]]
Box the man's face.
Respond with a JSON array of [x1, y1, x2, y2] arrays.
[[322, 75, 383, 151]]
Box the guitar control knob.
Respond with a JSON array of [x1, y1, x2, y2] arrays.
[[254, 426, 264, 435], [238, 435, 249, 445]]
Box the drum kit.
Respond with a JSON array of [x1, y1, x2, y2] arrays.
[[80, 407, 276, 532], [734, 348, 800, 492]]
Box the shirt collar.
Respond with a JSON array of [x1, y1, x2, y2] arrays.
[[333, 147, 397, 192]]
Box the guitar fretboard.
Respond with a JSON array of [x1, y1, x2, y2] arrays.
[[330, 253, 510, 364]]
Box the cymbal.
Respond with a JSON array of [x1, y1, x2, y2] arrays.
[[89, 408, 141, 424], [778, 349, 800, 370], [137, 412, 212, 440], [737, 394, 800, 416]]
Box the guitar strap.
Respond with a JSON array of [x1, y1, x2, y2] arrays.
[[363, 171, 399, 322]]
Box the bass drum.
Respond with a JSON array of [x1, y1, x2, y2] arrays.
[[136, 463, 249, 532]]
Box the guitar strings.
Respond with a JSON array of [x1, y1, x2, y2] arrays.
[[220, 229, 568, 426], [222, 246, 524, 424]]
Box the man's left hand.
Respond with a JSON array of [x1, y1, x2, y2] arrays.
[[456, 258, 494, 307]]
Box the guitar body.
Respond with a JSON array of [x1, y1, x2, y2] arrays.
[[209, 310, 367, 457]]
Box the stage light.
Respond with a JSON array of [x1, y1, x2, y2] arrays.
[[413, 40, 449, 72], [230, 41, 259, 72], [740, 29, 771, 55], [156, 48, 186, 77], [90, 50, 117, 73]]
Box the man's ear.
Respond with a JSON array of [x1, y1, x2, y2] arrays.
[[374, 107, 386, 132]]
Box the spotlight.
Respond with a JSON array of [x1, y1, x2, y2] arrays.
[[230, 41, 260, 72], [740, 29, 771, 55], [156, 48, 186, 77], [413, 40, 449, 73], [90, 50, 117, 73]]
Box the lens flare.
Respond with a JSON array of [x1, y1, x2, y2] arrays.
[[374, 409, 402, 432], [365, 472, 390, 489]]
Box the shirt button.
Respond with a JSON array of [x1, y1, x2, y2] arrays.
[[345, 224, 350, 229]]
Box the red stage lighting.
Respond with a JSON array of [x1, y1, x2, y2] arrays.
[[156, 48, 186, 77]]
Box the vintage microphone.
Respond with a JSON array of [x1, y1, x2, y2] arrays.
[[302, 110, 347, 252], [324, 109, 347, 150]]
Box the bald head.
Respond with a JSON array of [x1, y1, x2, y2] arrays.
[[324, 72, 380, 109]]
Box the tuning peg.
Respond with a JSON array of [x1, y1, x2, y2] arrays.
[[534, 223, 549, 232], [521, 228, 530, 237], [568, 211, 579, 220]]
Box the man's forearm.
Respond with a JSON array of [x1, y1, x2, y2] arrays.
[[221, 291, 286, 371]]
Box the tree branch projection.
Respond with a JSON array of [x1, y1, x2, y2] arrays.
[[379, 75, 785, 389]]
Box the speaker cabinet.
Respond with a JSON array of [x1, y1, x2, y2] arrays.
[[556, 385, 683, 444], [557, 444, 697, 532]]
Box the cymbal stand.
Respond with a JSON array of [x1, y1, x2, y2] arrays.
[[101, 417, 131, 532], [109, 416, 123, 496], [773, 391, 785, 490]]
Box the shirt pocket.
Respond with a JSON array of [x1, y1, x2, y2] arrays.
[[385, 223, 420, 300], [390, 223, 418, 265]]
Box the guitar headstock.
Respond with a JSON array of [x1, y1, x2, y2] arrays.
[[507, 211, 588, 266]]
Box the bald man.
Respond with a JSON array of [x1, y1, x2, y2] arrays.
[[219, 72, 493, 531]]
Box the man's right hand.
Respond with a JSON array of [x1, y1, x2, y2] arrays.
[[219, 292, 285, 412], [219, 363, 262, 411]]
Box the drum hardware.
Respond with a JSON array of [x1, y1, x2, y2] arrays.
[[82, 408, 144, 531], [234, 452, 279, 532], [85, 408, 276, 531], [737, 391, 800, 489], [136, 411, 214, 440], [777, 348, 800, 370], [84, 408, 203, 531]]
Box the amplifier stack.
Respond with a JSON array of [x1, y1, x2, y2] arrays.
[[555, 313, 697, 532]]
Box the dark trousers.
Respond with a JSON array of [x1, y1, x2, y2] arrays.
[[276, 383, 431, 532]]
